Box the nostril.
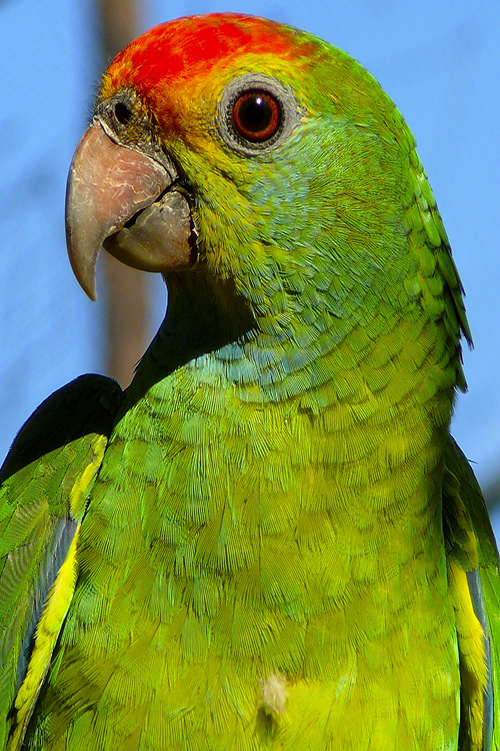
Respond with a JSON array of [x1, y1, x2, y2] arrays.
[[114, 102, 132, 126]]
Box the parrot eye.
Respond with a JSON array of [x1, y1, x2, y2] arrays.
[[218, 73, 301, 156], [232, 91, 281, 143]]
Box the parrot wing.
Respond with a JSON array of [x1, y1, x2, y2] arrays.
[[0, 374, 122, 749], [444, 437, 500, 751]]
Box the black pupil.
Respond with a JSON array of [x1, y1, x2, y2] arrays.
[[115, 102, 131, 125], [239, 94, 273, 134]]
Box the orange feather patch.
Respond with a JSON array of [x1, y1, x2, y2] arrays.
[[103, 14, 316, 94]]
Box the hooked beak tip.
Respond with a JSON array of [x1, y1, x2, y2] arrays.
[[65, 171, 99, 301]]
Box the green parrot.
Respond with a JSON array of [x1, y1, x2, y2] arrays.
[[1, 12, 499, 751]]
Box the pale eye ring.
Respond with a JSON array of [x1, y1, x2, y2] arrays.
[[217, 73, 301, 155]]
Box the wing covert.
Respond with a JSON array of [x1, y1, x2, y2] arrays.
[[444, 437, 500, 751], [0, 374, 122, 749]]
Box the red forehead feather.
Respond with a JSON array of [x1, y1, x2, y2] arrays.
[[106, 13, 315, 92]]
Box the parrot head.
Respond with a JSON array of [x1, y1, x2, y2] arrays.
[[66, 13, 470, 398]]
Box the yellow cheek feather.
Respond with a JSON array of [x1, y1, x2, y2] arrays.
[[448, 561, 489, 751]]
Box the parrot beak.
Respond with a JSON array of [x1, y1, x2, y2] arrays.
[[65, 119, 196, 300]]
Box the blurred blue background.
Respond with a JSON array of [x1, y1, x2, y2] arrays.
[[0, 1, 499, 520]]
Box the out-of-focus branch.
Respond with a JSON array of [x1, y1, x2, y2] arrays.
[[97, 0, 149, 387], [98, 0, 141, 59]]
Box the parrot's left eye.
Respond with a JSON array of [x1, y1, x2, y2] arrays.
[[218, 73, 301, 156]]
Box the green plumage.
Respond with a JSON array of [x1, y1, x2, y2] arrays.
[[1, 12, 498, 751]]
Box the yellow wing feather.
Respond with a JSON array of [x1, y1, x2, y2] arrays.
[[9, 526, 81, 751]]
